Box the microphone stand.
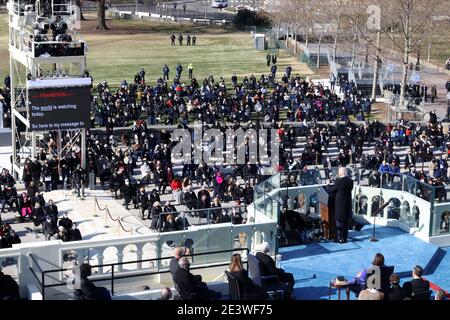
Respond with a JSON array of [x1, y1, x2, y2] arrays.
[[369, 201, 390, 242]]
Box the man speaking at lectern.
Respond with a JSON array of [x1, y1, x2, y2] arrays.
[[328, 167, 354, 243]]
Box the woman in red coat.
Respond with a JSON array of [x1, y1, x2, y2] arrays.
[[171, 177, 183, 205]]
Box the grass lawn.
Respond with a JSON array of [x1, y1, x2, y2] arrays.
[[428, 33, 450, 69], [0, 14, 312, 86], [0, 15, 9, 77]]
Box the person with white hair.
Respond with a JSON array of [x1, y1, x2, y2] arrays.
[[157, 287, 173, 300], [173, 257, 220, 300], [140, 159, 151, 185], [254, 242, 295, 298], [327, 166, 354, 243], [150, 201, 163, 231]]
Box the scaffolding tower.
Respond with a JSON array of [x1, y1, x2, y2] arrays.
[[8, 0, 88, 179]]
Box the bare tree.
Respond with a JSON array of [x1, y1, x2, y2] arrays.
[[321, 0, 346, 62], [76, 0, 86, 21], [267, 0, 316, 53], [310, 7, 329, 69], [96, 0, 109, 30], [359, 0, 442, 107], [289, 0, 317, 52], [346, 1, 383, 100]]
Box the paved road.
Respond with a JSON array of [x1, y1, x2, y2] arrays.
[[83, 0, 264, 21]]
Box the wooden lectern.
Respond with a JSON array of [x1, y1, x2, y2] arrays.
[[319, 186, 336, 240]]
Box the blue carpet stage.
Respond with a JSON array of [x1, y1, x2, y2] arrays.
[[279, 226, 449, 300]]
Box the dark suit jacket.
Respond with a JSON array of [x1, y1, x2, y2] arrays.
[[45, 204, 58, 219], [403, 278, 430, 296], [231, 269, 255, 289], [231, 269, 268, 300], [328, 176, 354, 221], [69, 228, 82, 241], [78, 278, 99, 300], [77, 278, 110, 300], [255, 252, 281, 277], [387, 284, 408, 300], [173, 268, 201, 300], [169, 257, 179, 279], [0, 273, 20, 300]]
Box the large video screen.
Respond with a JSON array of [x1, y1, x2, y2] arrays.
[[29, 86, 91, 131]]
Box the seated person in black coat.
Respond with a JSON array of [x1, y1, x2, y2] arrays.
[[150, 201, 163, 230], [403, 265, 430, 299], [255, 242, 295, 291], [42, 215, 57, 240], [163, 214, 178, 232], [2, 229, 21, 248], [229, 253, 268, 300], [59, 213, 73, 231], [214, 209, 231, 224], [68, 223, 82, 241], [45, 199, 58, 220], [386, 273, 408, 300], [176, 212, 190, 230], [169, 247, 184, 280], [174, 257, 220, 300], [0, 268, 20, 300], [75, 264, 111, 300]]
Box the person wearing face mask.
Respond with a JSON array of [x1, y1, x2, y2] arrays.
[[42, 215, 57, 240], [174, 257, 221, 300], [68, 223, 82, 241], [136, 187, 149, 220], [45, 199, 58, 219], [150, 201, 163, 230], [120, 179, 136, 210], [59, 212, 73, 231], [72, 164, 86, 198]]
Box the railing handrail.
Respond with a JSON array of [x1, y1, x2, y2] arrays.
[[32, 40, 85, 46], [275, 166, 441, 192], [28, 253, 43, 274], [105, 207, 119, 222], [94, 196, 132, 233], [40, 259, 248, 293], [117, 219, 132, 233], [96, 194, 249, 226], [38, 248, 250, 298], [156, 204, 248, 217], [41, 248, 250, 275], [94, 196, 107, 211], [426, 278, 450, 298]]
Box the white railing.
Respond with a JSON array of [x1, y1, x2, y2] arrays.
[[0, 206, 277, 298], [254, 182, 441, 244]]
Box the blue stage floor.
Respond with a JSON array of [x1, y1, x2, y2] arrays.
[[279, 226, 449, 300]]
